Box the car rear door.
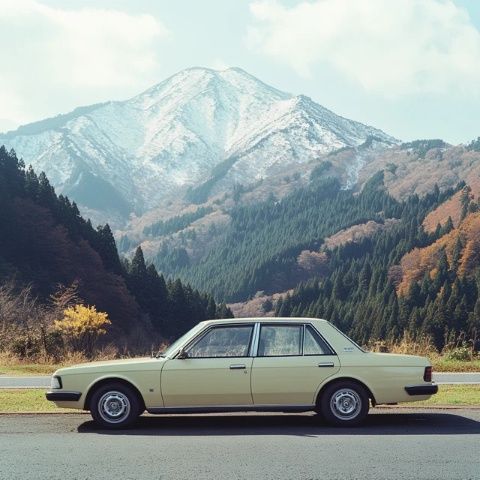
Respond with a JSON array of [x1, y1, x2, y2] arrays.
[[161, 323, 254, 407], [251, 323, 340, 406]]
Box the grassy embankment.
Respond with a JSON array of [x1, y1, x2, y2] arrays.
[[0, 385, 478, 413]]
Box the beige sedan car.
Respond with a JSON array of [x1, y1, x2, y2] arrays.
[[46, 318, 437, 428]]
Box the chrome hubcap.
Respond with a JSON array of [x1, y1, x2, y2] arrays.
[[330, 388, 361, 420], [98, 391, 130, 423]]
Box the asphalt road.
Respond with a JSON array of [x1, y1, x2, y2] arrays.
[[0, 376, 51, 388], [433, 372, 480, 384], [1, 371, 479, 388], [0, 409, 479, 480]]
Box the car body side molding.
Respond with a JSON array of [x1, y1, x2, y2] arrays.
[[147, 404, 316, 414]]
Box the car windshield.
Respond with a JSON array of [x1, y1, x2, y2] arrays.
[[159, 323, 206, 358]]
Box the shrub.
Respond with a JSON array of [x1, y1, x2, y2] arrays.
[[54, 304, 111, 357], [445, 345, 472, 362]]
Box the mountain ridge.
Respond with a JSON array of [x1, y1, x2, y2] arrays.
[[0, 67, 396, 222]]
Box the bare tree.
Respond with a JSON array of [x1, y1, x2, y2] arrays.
[[0, 280, 82, 360]]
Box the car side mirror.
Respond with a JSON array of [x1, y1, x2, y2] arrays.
[[177, 348, 189, 359]]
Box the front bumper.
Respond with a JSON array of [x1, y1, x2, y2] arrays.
[[404, 384, 438, 396], [45, 391, 82, 402]]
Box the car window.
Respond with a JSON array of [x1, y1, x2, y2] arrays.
[[162, 322, 206, 357], [304, 325, 331, 355], [258, 325, 302, 356], [187, 325, 253, 358]]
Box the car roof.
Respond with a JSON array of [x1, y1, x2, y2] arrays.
[[202, 317, 328, 325]]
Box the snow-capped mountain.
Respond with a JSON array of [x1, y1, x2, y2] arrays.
[[0, 67, 396, 219]]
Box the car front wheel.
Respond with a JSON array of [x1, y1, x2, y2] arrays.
[[90, 382, 142, 429], [320, 381, 369, 427]]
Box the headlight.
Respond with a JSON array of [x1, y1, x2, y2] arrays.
[[50, 376, 62, 389]]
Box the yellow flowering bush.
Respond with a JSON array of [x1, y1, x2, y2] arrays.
[[54, 304, 111, 356]]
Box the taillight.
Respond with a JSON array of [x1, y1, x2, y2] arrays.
[[424, 366, 432, 382]]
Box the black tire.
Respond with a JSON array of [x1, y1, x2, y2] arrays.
[[90, 382, 142, 429], [319, 381, 369, 427]]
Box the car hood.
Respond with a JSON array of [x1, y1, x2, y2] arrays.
[[54, 357, 166, 375]]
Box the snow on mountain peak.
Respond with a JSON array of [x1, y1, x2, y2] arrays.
[[0, 67, 397, 218]]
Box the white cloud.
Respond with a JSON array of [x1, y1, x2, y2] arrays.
[[0, 0, 168, 128], [247, 0, 480, 96]]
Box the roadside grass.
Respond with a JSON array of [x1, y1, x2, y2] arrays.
[[0, 389, 73, 413], [0, 351, 93, 376], [0, 385, 478, 413], [0, 363, 59, 376], [367, 334, 480, 372], [431, 358, 480, 373], [406, 384, 480, 407]]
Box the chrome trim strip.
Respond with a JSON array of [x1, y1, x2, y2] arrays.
[[302, 324, 306, 356], [147, 404, 316, 414], [249, 322, 261, 357]]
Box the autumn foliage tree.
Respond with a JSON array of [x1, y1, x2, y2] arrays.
[[54, 304, 111, 356]]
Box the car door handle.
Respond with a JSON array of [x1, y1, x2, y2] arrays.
[[229, 364, 246, 370], [318, 362, 335, 367]]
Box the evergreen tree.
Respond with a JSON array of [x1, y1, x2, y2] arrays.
[[0, 147, 229, 343], [95, 224, 123, 274], [131, 246, 147, 277]]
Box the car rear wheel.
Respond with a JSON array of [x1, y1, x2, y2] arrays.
[[90, 382, 142, 429], [320, 381, 369, 427]]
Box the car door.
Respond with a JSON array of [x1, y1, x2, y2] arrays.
[[161, 324, 254, 407], [251, 323, 340, 405]]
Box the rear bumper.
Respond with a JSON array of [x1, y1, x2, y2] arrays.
[[404, 384, 438, 396], [45, 391, 82, 402]]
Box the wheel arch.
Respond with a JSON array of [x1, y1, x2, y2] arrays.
[[84, 377, 146, 412], [316, 376, 377, 407]]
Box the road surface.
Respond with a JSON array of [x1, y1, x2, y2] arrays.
[[0, 409, 479, 480], [1, 372, 479, 388], [0, 376, 51, 388], [433, 372, 480, 384]]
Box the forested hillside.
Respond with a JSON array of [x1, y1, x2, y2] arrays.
[[274, 184, 480, 349], [146, 134, 480, 350], [155, 172, 424, 302], [3, 138, 478, 354], [0, 146, 231, 355]]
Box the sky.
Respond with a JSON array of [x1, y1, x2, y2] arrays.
[[1, 0, 479, 144]]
